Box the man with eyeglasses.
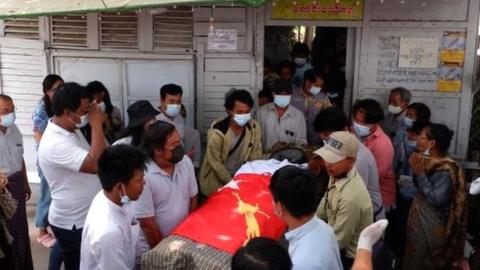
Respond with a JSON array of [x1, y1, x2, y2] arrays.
[[315, 131, 373, 270]]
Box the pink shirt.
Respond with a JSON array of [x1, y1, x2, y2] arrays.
[[362, 126, 396, 207]]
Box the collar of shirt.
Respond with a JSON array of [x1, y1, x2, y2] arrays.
[[101, 191, 133, 222], [327, 167, 357, 192], [284, 217, 317, 244], [146, 159, 182, 178], [47, 119, 76, 136], [363, 125, 383, 144], [267, 103, 294, 120]]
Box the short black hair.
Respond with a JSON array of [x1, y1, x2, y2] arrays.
[[408, 120, 430, 135], [0, 94, 13, 103], [314, 107, 349, 132], [141, 120, 176, 158], [425, 123, 454, 154], [98, 145, 147, 192], [160, 84, 183, 100], [269, 166, 321, 218], [42, 74, 64, 118], [408, 102, 431, 122], [224, 89, 254, 111], [303, 68, 324, 84], [352, 99, 385, 124], [52, 82, 89, 117], [258, 89, 273, 102], [292, 42, 310, 57], [272, 80, 292, 95], [232, 237, 292, 270], [278, 61, 296, 75]]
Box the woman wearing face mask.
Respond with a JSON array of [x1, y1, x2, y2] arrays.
[[403, 123, 467, 270], [199, 89, 262, 197], [291, 42, 313, 88], [81, 81, 124, 145], [32, 75, 64, 258], [388, 120, 429, 265]]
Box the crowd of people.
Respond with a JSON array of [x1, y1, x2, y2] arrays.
[[0, 42, 469, 270]]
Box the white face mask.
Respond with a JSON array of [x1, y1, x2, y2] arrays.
[[309, 86, 322, 96], [294, 57, 307, 67], [70, 113, 89, 129], [98, 102, 106, 113], [120, 184, 130, 205], [388, 104, 403, 115], [165, 104, 181, 118], [423, 148, 431, 157], [274, 95, 291, 108]]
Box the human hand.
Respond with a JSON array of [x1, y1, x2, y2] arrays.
[[89, 101, 104, 129], [357, 219, 389, 252], [409, 153, 426, 176], [0, 173, 7, 194]]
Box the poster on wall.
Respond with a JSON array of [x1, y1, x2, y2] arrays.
[[208, 29, 238, 51], [399, 37, 439, 69], [436, 31, 466, 92], [271, 0, 364, 21]]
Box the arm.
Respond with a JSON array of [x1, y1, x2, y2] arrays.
[[416, 171, 453, 208], [190, 196, 198, 212], [332, 199, 361, 250], [80, 102, 106, 174], [138, 217, 163, 248], [204, 132, 232, 184], [316, 197, 328, 221], [21, 160, 31, 201], [352, 249, 373, 270], [92, 232, 132, 270]]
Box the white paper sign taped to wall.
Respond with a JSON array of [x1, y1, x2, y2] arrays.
[[399, 37, 439, 69], [208, 29, 238, 51]]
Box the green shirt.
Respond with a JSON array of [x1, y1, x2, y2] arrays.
[[317, 168, 373, 259]]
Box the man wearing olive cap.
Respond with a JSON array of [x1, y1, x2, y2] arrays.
[[315, 131, 373, 270]]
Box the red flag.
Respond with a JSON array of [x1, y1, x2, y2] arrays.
[[173, 173, 287, 254]]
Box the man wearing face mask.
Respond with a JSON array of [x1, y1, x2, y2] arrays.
[[291, 68, 332, 145], [351, 99, 396, 214], [382, 87, 411, 138], [0, 94, 33, 270], [39, 82, 106, 270], [134, 121, 198, 253], [80, 145, 147, 270], [156, 84, 185, 140], [291, 42, 313, 88], [256, 80, 307, 151], [200, 89, 262, 197]]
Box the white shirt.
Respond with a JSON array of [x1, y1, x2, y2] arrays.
[[113, 136, 133, 146], [285, 217, 343, 270], [81, 191, 141, 270], [38, 120, 102, 229], [156, 112, 184, 139], [133, 156, 198, 253], [0, 124, 24, 176], [256, 103, 307, 151]]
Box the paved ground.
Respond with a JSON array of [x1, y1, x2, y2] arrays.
[[27, 182, 53, 270]]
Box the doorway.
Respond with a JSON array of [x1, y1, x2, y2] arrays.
[[264, 26, 349, 110]]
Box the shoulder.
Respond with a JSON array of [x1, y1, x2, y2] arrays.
[[211, 117, 230, 135], [113, 136, 132, 146], [288, 105, 304, 117]]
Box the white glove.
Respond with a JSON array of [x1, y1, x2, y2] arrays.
[[357, 219, 389, 252], [470, 177, 480, 195]]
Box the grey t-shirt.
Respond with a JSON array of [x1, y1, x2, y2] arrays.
[[225, 130, 244, 176]]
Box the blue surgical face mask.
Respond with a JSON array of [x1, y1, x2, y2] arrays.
[[274, 95, 291, 108], [406, 139, 417, 148], [233, 113, 251, 127], [309, 86, 322, 96], [294, 57, 307, 67], [403, 117, 414, 128], [120, 184, 130, 205], [165, 104, 181, 118], [353, 122, 371, 137], [0, 112, 15, 127]]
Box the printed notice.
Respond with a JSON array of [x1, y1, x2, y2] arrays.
[[208, 29, 237, 51], [399, 37, 439, 69]]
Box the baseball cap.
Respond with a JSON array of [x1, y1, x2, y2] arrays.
[[314, 131, 359, 163]]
